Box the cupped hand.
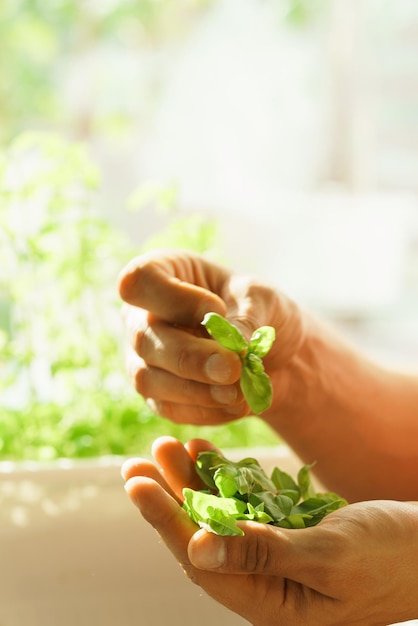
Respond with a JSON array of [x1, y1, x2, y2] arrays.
[[118, 249, 304, 424], [122, 437, 418, 626]]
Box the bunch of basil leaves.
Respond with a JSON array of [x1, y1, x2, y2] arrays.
[[183, 451, 347, 536]]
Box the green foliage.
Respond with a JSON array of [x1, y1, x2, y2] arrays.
[[127, 178, 220, 255], [202, 312, 275, 414], [0, 1, 321, 461], [0, 132, 280, 460], [0, 132, 137, 459], [0, 0, 214, 143], [283, 0, 328, 27], [183, 451, 347, 536], [0, 0, 327, 144]]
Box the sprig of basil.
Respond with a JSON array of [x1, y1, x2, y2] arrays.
[[183, 451, 347, 536], [201, 312, 275, 414]]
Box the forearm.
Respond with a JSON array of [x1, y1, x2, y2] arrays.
[[266, 313, 418, 502]]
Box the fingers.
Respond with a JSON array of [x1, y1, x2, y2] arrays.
[[148, 398, 248, 425], [122, 437, 219, 501], [122, 301, 245, 423], [123, 473, 260, 623], [184, 437, 221, 462], [123, 305, 242, 384], [122, 443, 418, 626], [187, 519, 343, 596], [118, 251, 227, 328], [151, 436, 209, 498], [118, 250, 307, 425], [121, 456, 179, 501], [128, 352, 242, 408], [121, 439, 335, 625], [122, 440, 204, 570], [125, 350, 247, 425], [124, 476, 197, 570]]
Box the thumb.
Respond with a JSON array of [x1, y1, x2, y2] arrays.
[[188, 522, 333, 591]]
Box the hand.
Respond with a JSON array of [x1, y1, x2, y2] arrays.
[[118, 249, 304, 425], [122, 437, 418, 626]]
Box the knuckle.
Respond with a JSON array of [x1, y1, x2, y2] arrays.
[[132, 327, 143, 355], [133, 323, 152, 357], [123, 306, 150, 355], [239, 532, 272, 573], [179, 377, 198, 401], [176, 344, 193, 378], [150, 399, 175, 423], [133, 366, 151, 397]]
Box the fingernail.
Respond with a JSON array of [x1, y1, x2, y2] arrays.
[[189, 534, 226, 570], [205, 354, 231, 383], [210, 384, 237, 405]]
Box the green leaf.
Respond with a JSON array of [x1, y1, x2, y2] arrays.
[[284, 513, 312, 529], [182, 488, 247, 537], [248, 326, 276, 358], [297, 464, 316, 500], [240, 367, 273, 415], [290, 494, 347, 527], [201, 312, 276, 415], [182, 488, 246, 522], [200, 451, 277, 496], [195, 450, 225, 489], [278, 488, 301, 505], [249, 491, 288, 522], [245, 352, 265, 375], [271, 466, 298, 491], [214, 466, 239, 498], [200, 507, 244, 536], [245, 502, 273, 524], [183, 451, 348, 537], [201, 312, 248, 353]]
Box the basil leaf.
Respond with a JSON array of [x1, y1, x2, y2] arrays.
[[214, 466, 239, 498], [201, 312, 248, 354], [245, 502, 274, 524], [212, 454, 277, 495], [195, 450, 225, 489], [248, 326, 276, 358], [249, 491, 289, 522], [271, 466, 298, 492], [271, 467, 300, 504], [183, 451, 348, 538], [278, 488, 301, 505], [283, 513, 312, 529], [240, 366, 273, 414], [201, 312, 276, 415], [297, 464, 316, 500], [183, 488, 246, 523], [233, 461, 277, 493], [291, 495, 347, 527], [245, 352, 265, 375], [201, 507, 244, 536]]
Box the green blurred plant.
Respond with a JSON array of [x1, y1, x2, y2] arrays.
[[0, 132, 279, 461], [284, 0, 328, 27], [0, 132, 139, 459], [0, 0, 214, 143], [0, 0, 327, 145]]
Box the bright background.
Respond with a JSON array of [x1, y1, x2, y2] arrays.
[[1, 0, 418, 460]]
